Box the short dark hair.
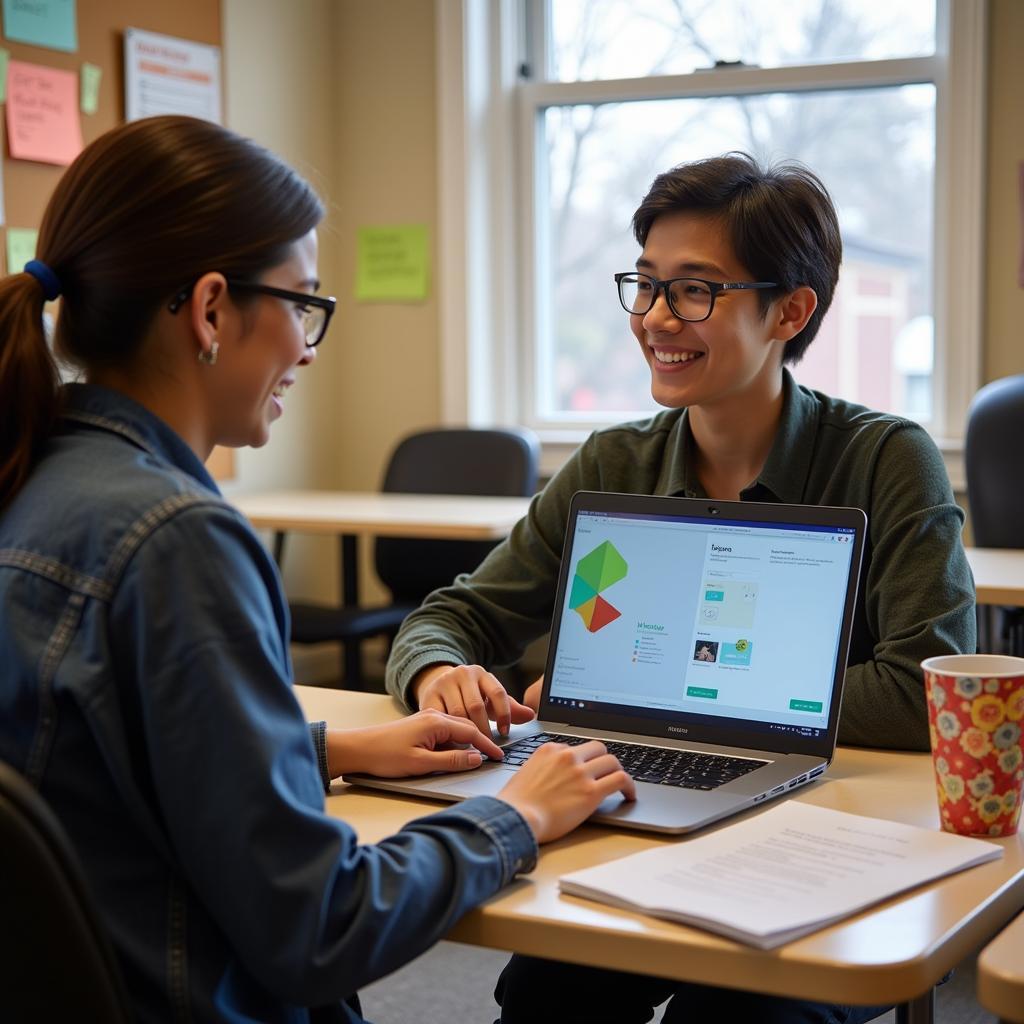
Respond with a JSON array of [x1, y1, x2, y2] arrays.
[[632, 153, 841, 365]]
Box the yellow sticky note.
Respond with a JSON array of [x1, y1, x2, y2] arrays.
[[7, 228, 39, 275], [355, 225, 429, 302], [0, 49, 10, 104], [80, 62, 101, 115]]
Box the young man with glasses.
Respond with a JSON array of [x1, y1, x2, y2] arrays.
[[385, 154, 974, 1022]]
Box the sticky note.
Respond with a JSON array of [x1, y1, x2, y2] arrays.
[[7, 228, 39, 276], [2, 0, 77, 53], [0, 49, 9, 103], [6, 60, 83, 165], [80, 61, 100, 114], [355, 225, 429, 302]]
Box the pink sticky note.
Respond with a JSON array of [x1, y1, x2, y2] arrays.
[[5, 60, 83, 166]]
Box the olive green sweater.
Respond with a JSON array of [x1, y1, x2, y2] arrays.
[[386, 371, 976, 750]]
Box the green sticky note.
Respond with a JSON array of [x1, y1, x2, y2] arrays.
[[7, 228, 39, 276], [355, 225, 429, 302], [80, 61, 101, 114], [0, 49, 9, 103], [1, 0, 77, 53]]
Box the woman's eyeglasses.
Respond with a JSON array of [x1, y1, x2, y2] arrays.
[[168, 279, 336, 347]]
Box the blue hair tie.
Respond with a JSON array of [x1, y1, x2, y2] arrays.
[[24, 259, 62, 301]]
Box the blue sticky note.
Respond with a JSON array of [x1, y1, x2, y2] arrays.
[[2, 0, 77, 54]]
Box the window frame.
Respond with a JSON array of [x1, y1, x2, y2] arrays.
[[436, 0, 986, 483]]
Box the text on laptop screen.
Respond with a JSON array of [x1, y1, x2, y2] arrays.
[[548, 511, 856, 736]]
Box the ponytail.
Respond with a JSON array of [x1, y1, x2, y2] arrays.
[[0, 114, 323, 510], [0, 272, 59, 508]]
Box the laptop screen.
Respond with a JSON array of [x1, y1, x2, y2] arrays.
[[546, 506, 858, 742]]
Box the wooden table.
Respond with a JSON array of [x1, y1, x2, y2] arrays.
[[966, 548, 1024, 607], [978, 910, 1024, 1023], [296, 686, 1024, 1024], [234, 491, 531, 682], [966, 548, 1024, 656], [234, 491, 532, 542]]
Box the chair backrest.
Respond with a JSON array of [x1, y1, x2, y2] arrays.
[[0, 761, 132, 1023], [965, 374, 1024, 548], [376, 428, 540, 602]]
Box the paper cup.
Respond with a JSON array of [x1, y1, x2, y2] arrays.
[[923, 654, 1024, 837]]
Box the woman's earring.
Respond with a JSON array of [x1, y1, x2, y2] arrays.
[[198, 341, 219, 366]]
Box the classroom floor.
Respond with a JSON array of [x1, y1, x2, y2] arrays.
[[359, 941, 996, 1023]]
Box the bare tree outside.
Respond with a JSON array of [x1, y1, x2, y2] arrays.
[[540, 0, 936, 421]]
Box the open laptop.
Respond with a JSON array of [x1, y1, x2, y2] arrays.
[[349, 491, 866, 834]]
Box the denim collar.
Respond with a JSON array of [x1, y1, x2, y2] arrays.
[[663, 368, 819, 502], [60, 383, 221, 496]]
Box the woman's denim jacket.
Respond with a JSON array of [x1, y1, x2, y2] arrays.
[[0, 384, 536, 1022]]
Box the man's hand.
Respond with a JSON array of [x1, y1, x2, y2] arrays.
[[326, 709, 505, 778], [412, 663, 535, 736], [523, 676, 543, 712]]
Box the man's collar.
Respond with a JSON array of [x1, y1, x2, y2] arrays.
[[753, 370, 819, 503], [665, 369, 819, 502]]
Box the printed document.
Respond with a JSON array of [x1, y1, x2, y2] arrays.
[[559, 802, 1003, 948]]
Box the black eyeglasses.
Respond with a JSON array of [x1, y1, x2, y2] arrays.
[[614, 272, 777, 323], [168, 280, 336, 347]]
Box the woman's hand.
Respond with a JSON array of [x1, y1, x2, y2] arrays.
[[412, 663, 535, 737], [497, 740, 636, 844], [326, 709, 505, 778]]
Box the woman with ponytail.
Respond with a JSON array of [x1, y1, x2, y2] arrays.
[[0, 117, 631, 1022]]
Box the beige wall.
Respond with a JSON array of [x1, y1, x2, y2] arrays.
[[223, 0, 441, 677], [222, 0, 343, 610], [984, 0, 1024, 383], [224, 0, 441, 495], [330, 0, 443, 490]]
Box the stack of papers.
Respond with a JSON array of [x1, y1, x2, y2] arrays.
[[559, 802, 1003, 949]]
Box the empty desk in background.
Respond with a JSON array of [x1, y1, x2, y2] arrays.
[[965, 548, 1024, 607], [295, 685, 1024, 1024], [965, 547, 1024, 655], [978, 910, 1024, 1024], [234, 491, 532, 681]]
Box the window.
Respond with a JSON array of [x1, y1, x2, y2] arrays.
[[437, 0, 985, 460]]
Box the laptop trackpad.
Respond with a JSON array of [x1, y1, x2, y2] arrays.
[[415, 770, 512, 798], [431, 772, 628, 817]]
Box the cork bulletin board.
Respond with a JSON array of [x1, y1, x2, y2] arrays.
[[1, 0, 234, 480]]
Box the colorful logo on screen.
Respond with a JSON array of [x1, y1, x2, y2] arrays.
[[570, 541, 628, 633]]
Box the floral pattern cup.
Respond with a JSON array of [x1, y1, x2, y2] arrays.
[[923, 654, 1024, 837]]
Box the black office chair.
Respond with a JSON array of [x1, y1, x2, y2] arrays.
[[0, 760, 133, 1023], [289, 427, 540, 689], [965, 373, 1024, 656]]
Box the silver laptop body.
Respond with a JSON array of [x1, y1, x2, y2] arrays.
[[349, 492, 866, 834]]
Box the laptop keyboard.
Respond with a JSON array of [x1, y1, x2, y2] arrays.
[[500, 733, 767, 791]]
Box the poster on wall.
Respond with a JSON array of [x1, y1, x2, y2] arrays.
[[124, 27, 221, 125]]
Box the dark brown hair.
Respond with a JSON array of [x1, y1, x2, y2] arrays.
[[632, 153, 842, 364], [0, 115, 324, 507]]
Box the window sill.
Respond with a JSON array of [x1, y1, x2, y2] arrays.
[[537, 431, 966, 493]]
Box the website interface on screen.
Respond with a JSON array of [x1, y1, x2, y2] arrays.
[[548, 511, 857, 738]]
